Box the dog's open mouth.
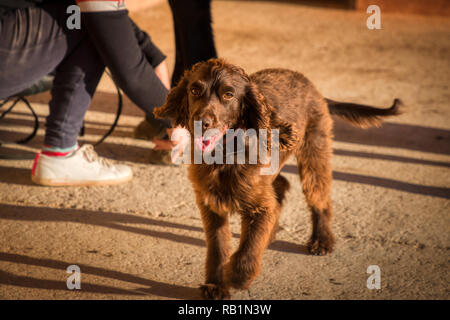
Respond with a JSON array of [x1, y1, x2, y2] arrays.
[[194, 127, 227, 153]]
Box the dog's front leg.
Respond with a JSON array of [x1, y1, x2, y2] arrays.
[[223, 203, 280, 290], [198, 202, 232, 300]]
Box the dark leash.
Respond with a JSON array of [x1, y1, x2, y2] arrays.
[[0, 96, 39, 146], [0, 71, 123, 159]]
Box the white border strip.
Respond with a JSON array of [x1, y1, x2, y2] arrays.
[[77, 1, 127, 12]]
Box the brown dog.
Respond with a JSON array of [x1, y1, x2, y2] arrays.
[[154, 58, 400, 299]]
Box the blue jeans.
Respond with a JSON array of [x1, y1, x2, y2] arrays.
[[0, 2, 168, 148]]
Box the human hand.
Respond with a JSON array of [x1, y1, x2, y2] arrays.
[[153, 126, 190, 164], [152, 126, 190, 151]]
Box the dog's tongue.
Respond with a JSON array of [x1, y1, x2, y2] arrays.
[[194, 128, 227, 152], [194, 137, 214, 151], [201, 138, 214, 151]]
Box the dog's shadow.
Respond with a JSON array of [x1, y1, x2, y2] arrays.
[[268, 240, 309, 255]]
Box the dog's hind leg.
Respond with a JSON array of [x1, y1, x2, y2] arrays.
[[296, 112, 335, 255], [198, 202, 232, 300], [273, 174, 290, 205], [269, 175, 290, 243]]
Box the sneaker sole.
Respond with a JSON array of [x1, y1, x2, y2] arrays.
[[31, 174, 133, 187]]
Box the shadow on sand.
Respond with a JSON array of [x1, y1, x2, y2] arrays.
[[0, 252, 199, 299]]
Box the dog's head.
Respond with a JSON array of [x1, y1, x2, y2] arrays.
[[154, 58, 296, 152]]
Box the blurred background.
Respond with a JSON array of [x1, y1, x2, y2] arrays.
[[127, 0, 450, 15]]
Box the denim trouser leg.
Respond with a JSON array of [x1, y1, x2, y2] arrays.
[[0, 2, 105, 149], [45, 31, 104, 148]]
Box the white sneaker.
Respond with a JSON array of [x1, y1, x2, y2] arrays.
[[31, 144, 133, 186]]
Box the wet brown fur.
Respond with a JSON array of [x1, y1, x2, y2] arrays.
[[154, 58, 401, 299]]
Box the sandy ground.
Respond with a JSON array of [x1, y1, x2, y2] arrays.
[[0, 1, 449, 300]]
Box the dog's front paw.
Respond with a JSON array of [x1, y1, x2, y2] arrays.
[[223, 257, 259, 290], [200, 283, 231, 300], [307, 235, 335, 256]]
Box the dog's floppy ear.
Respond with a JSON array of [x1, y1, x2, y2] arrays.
[[243, 83, 272, 131], [243, 82, 297, 150], [154, 71, 190, 127], [270, 113, 298, 150]]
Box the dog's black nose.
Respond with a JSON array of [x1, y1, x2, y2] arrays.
[[201, 117, 213, 130]]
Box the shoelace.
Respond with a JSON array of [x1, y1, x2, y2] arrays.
[[81, 144, 114, 167]]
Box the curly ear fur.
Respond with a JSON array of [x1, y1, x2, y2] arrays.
[[271, 113, 298, 150], [153, 71, 190, 127], [243, 83, 297, 150], [243, 83, 272, 131]]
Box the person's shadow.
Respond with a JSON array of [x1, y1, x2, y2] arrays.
[[0, 203, 309, 298], [0, 252, 200, 299]]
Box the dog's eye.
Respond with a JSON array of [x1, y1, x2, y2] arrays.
[[222, 92, 234, 100], [190, 87, 202, 96]]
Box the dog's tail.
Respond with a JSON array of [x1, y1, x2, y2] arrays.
[[326, 98, 402, 128]]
